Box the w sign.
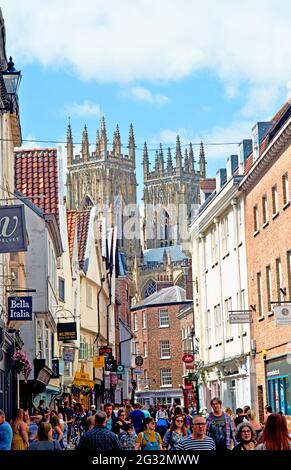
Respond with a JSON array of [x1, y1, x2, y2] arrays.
[[0, 205, 27, 253]]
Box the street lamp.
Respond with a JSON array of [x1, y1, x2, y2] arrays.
[[1, 56, 21, 112]]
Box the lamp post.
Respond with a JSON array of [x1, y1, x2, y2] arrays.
[[1, 56, 21, 112]]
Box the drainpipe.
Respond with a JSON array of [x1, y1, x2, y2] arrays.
[[118, 324, 134, 404]]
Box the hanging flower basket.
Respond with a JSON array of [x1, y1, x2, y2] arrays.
[[13, 351, 32, 382]]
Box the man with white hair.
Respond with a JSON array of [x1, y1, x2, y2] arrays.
[[0, 410, 13, 450]]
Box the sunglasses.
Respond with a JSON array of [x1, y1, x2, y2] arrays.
[[175, 419, 184, 423]]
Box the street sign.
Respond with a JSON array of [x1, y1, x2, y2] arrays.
[[99, 346, 112, 356], [228, 310, 251, 324], [105, 357, 117, 372], [57, 322, 77, 341], [117, 364, 125, 375], [133, 368, 143, 375], [93, 356, 105, 368], [274, 304, 291, 326], [182, 353, 194, 363], [8, 296, 32, 321], [135, 355, 143, 366]]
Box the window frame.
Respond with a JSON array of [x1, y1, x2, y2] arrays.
[[160, 340, 171, 359], [160, 368, 172, 387], [159, 309, 169, 328]]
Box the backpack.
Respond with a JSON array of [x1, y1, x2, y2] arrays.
[[142, 432, 160, 450]]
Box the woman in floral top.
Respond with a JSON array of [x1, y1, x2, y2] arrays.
[[119, 424, 137, 450], [162, 414, 191, 450]]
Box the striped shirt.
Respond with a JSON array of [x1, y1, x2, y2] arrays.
[[176, 436, 216, 451]]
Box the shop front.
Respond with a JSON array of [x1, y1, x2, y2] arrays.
[[266, 354, 291, 415], [72, 366, 94, 409]]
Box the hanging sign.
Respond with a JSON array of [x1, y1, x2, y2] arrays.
[[135, 355, 143, 366], [52, 359, 60, 378], [93, 356, 105, 368], [8, 296, 32, 321], [99, 346, 112, 356], [229, 310, 251, 324], [182, 353, 194, 364], [0, 205, 27, 253], [57, 322, 77, 341], [117, 364, 125, 375], [62, 347, 75, 362], [274, 304, 291, 326]]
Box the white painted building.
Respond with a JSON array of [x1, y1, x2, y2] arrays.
[[190, 166, 254, 411]]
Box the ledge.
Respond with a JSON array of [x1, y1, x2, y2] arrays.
[[267, 311, 274, 317], [258, 315, 265, 322], [283, 201, 290, 211], [262, 221, 269, 229], [253, 230, 260, 237], [272, 211, 279, 220]]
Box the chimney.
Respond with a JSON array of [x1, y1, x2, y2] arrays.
[[216, 168, 227, 191], [252, 121, 272, 162], [238, 139, 252, 174], [226, 155, 238, 180]]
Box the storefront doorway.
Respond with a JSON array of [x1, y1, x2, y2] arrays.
[[267, 376, 290, 415]]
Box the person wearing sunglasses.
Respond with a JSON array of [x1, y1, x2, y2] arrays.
[[176, 415, 216, 450], [162, 414, 191, 450]]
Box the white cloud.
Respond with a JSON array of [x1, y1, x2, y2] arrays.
[[128, 86, 171, 106], [1, 0, 291, 93], [286, 82, 291, 100], [240, 85, 282, 118], [60, 100, 102, 118]]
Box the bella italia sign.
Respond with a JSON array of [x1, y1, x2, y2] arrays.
[[0, 205, 27, 253], [8, 296, 33, 321]]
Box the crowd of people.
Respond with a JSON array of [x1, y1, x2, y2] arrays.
[[0, 398, 290, 451]]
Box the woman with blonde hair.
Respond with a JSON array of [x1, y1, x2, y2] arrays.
[[124, 403, 133, 420], [225, 407, 235, 421], [29, 422, 61, 450], [246, 409, 262, 439], [11, 408, 29, 450]]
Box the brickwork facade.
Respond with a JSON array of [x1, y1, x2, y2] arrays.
[[131, 303, 187, 404], [243, 124, 291, 419]]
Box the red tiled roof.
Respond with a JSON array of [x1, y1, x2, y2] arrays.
[[66, 210, 77, 259], [76, 210, 90, 268], [200, 178, 216, 191], [14, 148, 59, 225]]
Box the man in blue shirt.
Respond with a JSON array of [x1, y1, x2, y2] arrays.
[[129, 403, 145, 434], [0, 409, 13, 450]]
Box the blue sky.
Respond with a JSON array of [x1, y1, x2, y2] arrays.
[[2, 1, 291, 202]]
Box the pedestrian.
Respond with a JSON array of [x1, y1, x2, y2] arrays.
[[23, 410, 38, 446], [87, 404, 96, 417], [141, 405, 151, 419], [87, 407, 97, 431], [124, 403, 133, 420], [234, 408, 245, 427], [77, 411, 122, 450], [0, 409, 13, 450], [50, 415, 64, 448], [29, 422, 61, 450], [224, 407, 235, 421], [63, 401, 74, 445], [11, 408, 29, 450], [263, 405, 272, 424], [35, 399, 46, 415], [155, 404, 169, 438], [246, 409, 262, 439], [112, 408, 129, 436], [104, 403, 118, 431], [286, 415, 291, 438], [232, 422, 256, 451], [176, 415, 216, 450], [128, 403, 145, 435], [256, 413, 291, 450], [183, 407, 193, 429], [120, 423, 137, 450], [206, 397, 236, 449], [162, 414, 191, 450], [135, 417, 163, 450]]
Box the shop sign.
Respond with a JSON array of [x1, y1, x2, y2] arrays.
[[57, 322, 77, 341], [135, 355, 143, 366], [52, 359, 59, 378], [99, 346, 112, 356], [105, 356, 117, 372], [182, 353, 194, 364], [229, 310, 251, 323], [93, 356, 105, 368], [133, 368, 143, 375], [62, 348, 75, 362], [117, 364, 125, 375], [267, 369, 280, 377], [8, 296, 32, 321], [37, 366, 53, 385], [0, 205, 27, 253], [274, 305, 291, 326]]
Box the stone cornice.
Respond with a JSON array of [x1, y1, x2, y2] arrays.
[[240, 116, 291, 192]]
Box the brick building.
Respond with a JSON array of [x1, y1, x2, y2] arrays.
[[130, 285, 192, 406], [241, 101, 291, 419]]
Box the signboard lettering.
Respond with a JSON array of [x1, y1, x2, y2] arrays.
[[62, 348, 75, 362], [57, 322, 77, 341], [8, 296, 32, 321], [274, 305, 291, 326], [93, 356, 105, 368], [99, 347, 112, 356], [229, 310, 251, 324], [0, 205, 27, 253]]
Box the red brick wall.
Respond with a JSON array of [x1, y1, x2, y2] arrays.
[[244, 142, 291, 408], [131, 304, 185, 390]]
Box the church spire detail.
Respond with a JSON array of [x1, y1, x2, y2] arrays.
[[100, 115, 107, 158], [95, 129, 100, 158], [184, 148, 189, 173], [167, 147, 173, 174], [158, 143, 164, 177], [66, 118, 74, 166], [113, 124, 121, 156], [81, 125, 89, 162], [128, 123, 135, 166], [175, 135, 182, 175], [143, 142, 149, 181], [199, 141, 206, 178], [189, 142, 195, 173]]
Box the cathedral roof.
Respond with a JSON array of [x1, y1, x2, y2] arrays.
[[14, 148, 60, 226], [142, 245, 188, 265], [132, 285, 192, 310]]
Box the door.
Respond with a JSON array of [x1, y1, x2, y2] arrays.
[[267, 376, 289, 414]]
